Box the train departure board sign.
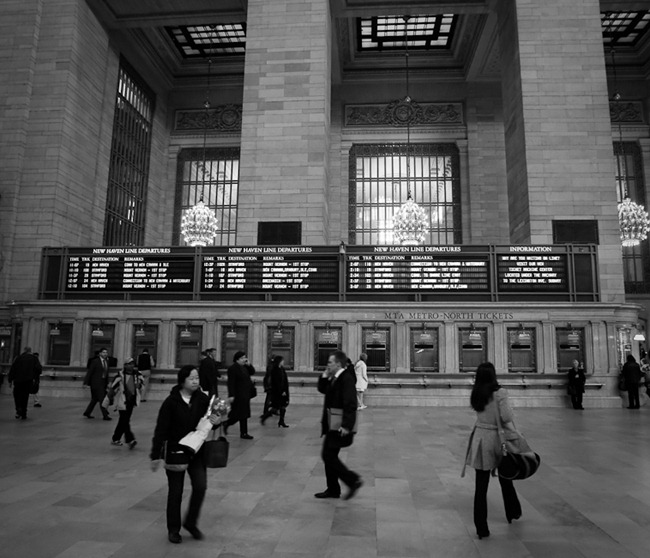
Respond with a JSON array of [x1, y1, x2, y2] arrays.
[[201, 246, 339, 292], [496, 247, 568, 291], [346, 246, 490, 292], [64, 248, 194, 292]]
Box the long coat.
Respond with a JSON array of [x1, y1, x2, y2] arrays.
[[567, 366, 586, 394], [269, 364, 289, 409], [622, 361, 643, 387], [8, 352, 42, 384], [227, 363, 254, 422], [198, 356, 221, 396], [464, 389, 514, 472], [317, 368, 357, 437]]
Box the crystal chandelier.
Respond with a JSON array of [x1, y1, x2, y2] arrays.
[[392, 16, 428, 246], [181, 59, 219, 247], [610, 46, 649, 247]]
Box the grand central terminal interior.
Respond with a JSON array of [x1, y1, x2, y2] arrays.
[[2, 0, 650, 409]]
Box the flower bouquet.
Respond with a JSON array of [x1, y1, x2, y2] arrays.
[[178, 396, 231, 454]]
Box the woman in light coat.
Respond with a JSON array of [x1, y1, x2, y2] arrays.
[[354, 353, 368, 409], [462, 362, 521, 540], [109, 357, 144, 449]]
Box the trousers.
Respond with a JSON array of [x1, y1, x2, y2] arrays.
[[165, 453, 207, 534], [473, 469, 521, 534], [112, 401, 135, 443], [13, 381, 31, 418], [321, 431, 359, 495]]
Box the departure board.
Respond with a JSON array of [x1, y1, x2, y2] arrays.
[[346, 246, 490, 291], [496, 250, 568, 291], [201, 246, 339, 292], [65, 248, 194, 292]]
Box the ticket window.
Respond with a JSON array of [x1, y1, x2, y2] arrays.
[[47, 323, 73, 365], [176, 325, 203, 367], [556, 327, 584, 371], [0, 325, 12, 364], [89, 323, 116, 366], [362, 327, 391, 372], [221, 325, 249, 367], [507, 327, 537, 373], [267, 326, 295, 370], [133, 324, 158, 366], [314, 327, 342, 370], [459, 327, 487, 373], [616, 326, 633, 368], [410, 328, 439, 372]]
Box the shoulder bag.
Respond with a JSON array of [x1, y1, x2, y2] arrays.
[[204, 425, 229, 468], [495, 400, 541, 480]]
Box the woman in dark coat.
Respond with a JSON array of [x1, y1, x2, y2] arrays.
[[462, 362, 521, 540], [261, 355, 290, 427], [567, 359, 586, 410], [224, 351, 255, 439], [150, 365, 220, 544], [622, 354, 642, 409]]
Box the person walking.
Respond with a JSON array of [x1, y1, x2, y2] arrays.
[[224, 351, 255, 439], [567, 359, 586, 410], [198, 347, 220, 397], [260, 355, 290, 427], [260, 354, 275, 423], [109, 357, 144, 449], [136, 349, 154, 401], [31, 352, 43, 408], [462, 362, 521, 540], [8, 346, 42, 420], [150, 365, 221, 544], [83, 347, 112, 420], [622, 354, 642, 409], [314, 350, 363, 500], [354, 353, 368, 410]]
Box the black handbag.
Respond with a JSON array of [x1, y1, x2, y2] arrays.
[[495, 400, 541, 481], [29, 378, 40, 394], [204, 426, 229, 468], [163, 442, 190, 472]]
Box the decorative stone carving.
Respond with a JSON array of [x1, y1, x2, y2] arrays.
[[610, 101, 644, 123], [345, 100, 463, 127], [175, 105, 242, 132]]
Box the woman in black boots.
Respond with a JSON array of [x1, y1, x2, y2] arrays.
[[260, 355, 290, 428]]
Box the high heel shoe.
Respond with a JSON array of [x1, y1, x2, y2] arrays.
[[278, 423, 289, 428], [506, 513, 521, 524], [477, 530, 490, 540]]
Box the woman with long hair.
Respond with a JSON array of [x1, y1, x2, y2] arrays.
[[150, 365, 221, 544], [462, 362, 522, 539]]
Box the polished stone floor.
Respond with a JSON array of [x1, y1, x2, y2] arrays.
[[1, 392, 649, 558]]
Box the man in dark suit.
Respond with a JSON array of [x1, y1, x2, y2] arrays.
[[224, 351, 254, 439], [8, 346, 42, 420], [83, 347, 111, 420], [198, 347, 221, 397], [315, 350, 363, 500]]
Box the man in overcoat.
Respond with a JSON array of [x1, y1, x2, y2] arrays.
[[224, 351, 254, 439], [198, 347, 221, 397], [8, 346, 42, 420], [315, 350, 363, 500], [83, 347, 112, 420]]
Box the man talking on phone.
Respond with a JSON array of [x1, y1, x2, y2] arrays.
[[314, 350, 363, 500]]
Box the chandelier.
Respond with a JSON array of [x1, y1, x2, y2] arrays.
[[181, 59, 219, 247], [392, 15, 428, 246], [610, 46, 650, 247]]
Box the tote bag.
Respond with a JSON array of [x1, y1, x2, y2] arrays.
[[495, 401, 541, 480], [204, 426, 229, 468]]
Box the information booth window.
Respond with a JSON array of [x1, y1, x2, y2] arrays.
[[47, 323, 73, 365], [459, 326, 487, 372], [89, 323, 116, 365], [314, 326, 342, 370], [267, 325, 295, 370], [556, 327, 584, 371], [221, 325, 249, 367], [362, 327, 391, 372], [410, 327, 439, 372], [133, 324, 158, 365], [616, 326, 633, 367], [176, 325, 202, 367], [507, 327, 537, 373], [0, 324, 13, 364]]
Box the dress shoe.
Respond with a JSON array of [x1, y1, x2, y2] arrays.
[[128, 440, 137, 450], [314, 490, 340, 499], [240, 434, 253, 440], [260, 414, 268, 426], [102, 416, 112, 421], [477, 530, 490, 540], [168, 532, 182, 544], [182, 523, 204, 540], [344, 478, 363, 501], [506, 513, 522, 524], [83, 413, 94, 419], [34, 403, 42, 408], [278, 423, 289, 428]]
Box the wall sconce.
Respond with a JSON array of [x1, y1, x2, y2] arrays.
[[49, 322, 62, 336], [633, 324, 646, 342], [518, 323, 530, 342], [339, 241, 346, 254], [226, 321, 237, 338], [135, 322, 146, 338], [469, 323, 481, 341], [273, 322, 284, 339], [180, 322, 192, 339], [91, 321, 104, 337]]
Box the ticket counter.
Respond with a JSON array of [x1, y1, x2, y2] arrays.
[[556, 327, 584, 370], [220, 324, 249, 366], [314, 326, 342, 370], [507, 326, 536, 373], [176, 324, 202, 366], [362, 327, 390, 372], [459, 326, 487, 372], [267, 324, 295, 370], [410, 327, 438, 372]]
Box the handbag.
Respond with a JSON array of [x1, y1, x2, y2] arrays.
[[163, 442, 190, 472], [204, 426, 229, 468], [495, 399, 540, 481], [327, 407, 358, 433], [29, 378, 40, 394]]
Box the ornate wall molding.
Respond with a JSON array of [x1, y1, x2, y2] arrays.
[[174, 105, 242, 132], [345, 100, 464, 127], [610, 101, 644, 124]]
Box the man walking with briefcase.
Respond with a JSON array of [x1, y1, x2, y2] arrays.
[[314, 350, 363, 500]]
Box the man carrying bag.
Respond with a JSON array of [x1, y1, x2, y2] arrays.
[[314, 350, 363, 501]]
